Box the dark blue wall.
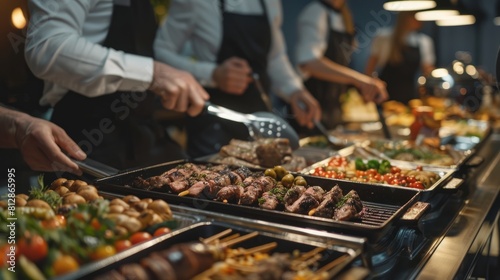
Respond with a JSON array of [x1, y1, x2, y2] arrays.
[[282, 0, 500, 75]]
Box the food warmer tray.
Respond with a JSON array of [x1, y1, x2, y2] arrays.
[[95, 160, 421, 243], [301, 148, 459, 201], [357, 127, 491, 170], [55, 220, 365, 280]]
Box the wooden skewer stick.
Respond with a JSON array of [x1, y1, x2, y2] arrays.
[[200, 229, 233, 244], [235, 242, 277, 256], [316, 254, 350, 274], [221, 231, 259, 247], [219, 233, 241, 243], [298, 247, 326, 262]]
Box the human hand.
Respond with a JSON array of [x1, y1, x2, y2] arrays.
[[289, 89, 321, 129], [212, 57, 252, 94], [14, 115, 87, 175], [149, 61, 210, 116], [357, 77, 388, 104]]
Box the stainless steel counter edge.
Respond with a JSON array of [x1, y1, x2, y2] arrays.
[[416, 133, 500, 280]]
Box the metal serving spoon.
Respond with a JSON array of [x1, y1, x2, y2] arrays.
[[313, 120, 351, 150], [205, 102, 300, 150]]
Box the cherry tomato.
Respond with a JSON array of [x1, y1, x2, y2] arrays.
[[114, 240, 132, 252], [52, 254, 80, 276], [17, 234, 48, 262], [390, 166, 401, 174], [91, 218, 101, 230], [413, 182, 425, 189], [416, 165, 423, 171], [41, 215, 66, 229], [90, 245, 116, 260], [129, 232, 153, 245], [153, 227, 172, 237], [0, 244, 15, 267]]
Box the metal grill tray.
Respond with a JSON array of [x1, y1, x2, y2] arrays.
[[95, 160, 421, 243], [56, 220, 364, 280]]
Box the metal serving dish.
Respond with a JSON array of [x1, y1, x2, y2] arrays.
[[358, 119, 491, 170], [301, 148, 458, 201], [95, 160, 421, 243], [57, 220, 365, 280]]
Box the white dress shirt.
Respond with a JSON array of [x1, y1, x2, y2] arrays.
[[25, 0, 153, 107], [153, 0, 303, 102], [369, 28, 436, 68], [295, 1, 348, 79]]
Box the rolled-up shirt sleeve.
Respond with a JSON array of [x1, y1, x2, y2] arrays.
[[154, 0, 217, 87], [266, 1, 303, 102], [295, 4, 328, 67], [25, 0, 153, 100]]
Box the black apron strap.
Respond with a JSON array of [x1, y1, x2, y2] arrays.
[[186, 0, 272, 158], [302, 2, 354, 130], [379, 45, 421, 104]]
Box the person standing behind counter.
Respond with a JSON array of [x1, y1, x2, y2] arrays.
[[365, 11, 435, 105], [154, 0, 321, 158], [25, 0, 209, 170], [296, 0, 388, 130]]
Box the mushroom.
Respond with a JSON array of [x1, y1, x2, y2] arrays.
[[110, 198, 130, 209], [109, 204, 125, 214], [26, 199, 51, 209], [148, 200, 172, 220], [50, 178, 67, 189], [70, 180, 88, 192], [76, 185, 98, 194], [54, 186, 70, 196], [122, 195, 141, 205], [62, 193, 86, 205], [16, 194, 29, 200], [137, 210, 154, 227], [15, 197, 27, 207], [78, 190, 100, 202]]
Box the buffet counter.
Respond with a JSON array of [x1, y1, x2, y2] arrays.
[[389, 129, 500, 279]]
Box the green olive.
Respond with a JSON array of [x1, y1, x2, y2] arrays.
[[264, 168, 277, 179], [294, 176, 307, 186], [273, 166, 288, 180], [281, 174, 295, 188]]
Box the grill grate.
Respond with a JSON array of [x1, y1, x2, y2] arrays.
[[361, 202, 401, 226]]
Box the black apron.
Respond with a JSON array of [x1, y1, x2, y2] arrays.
[[186, 0, 272, 158], [304, 0, 354, 130], [379, 44, 421, 105], [50, 0, 187, 170]]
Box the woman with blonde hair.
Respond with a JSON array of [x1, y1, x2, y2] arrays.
[[365, 11, 435, 105]]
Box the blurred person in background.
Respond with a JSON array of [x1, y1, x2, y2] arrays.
[[154, 0, 321, 158], [365, 11, 435, 105], [25, 0, 209, 170], [296, 0, 388, 130]]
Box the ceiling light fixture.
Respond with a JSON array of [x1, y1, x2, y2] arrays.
[[383, 0, 436, 12], [436, 14, 476, 26], [415, 0, 459, 21]]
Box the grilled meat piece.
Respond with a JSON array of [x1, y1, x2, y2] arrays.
[[239, 185, 263, 205], [334, 190, 364, 221], [119, 263, 149, 280], [255, 138, 293, 168], [240, 176, 276, 205], [313, 185, 343, 218], [285, 186, 325, 214], [141, 254, 177, 280], [216, 185, 245, 203], [259, 192, 280, 210], [283, 185, 306, 205], [184, 181, 217, 199]]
